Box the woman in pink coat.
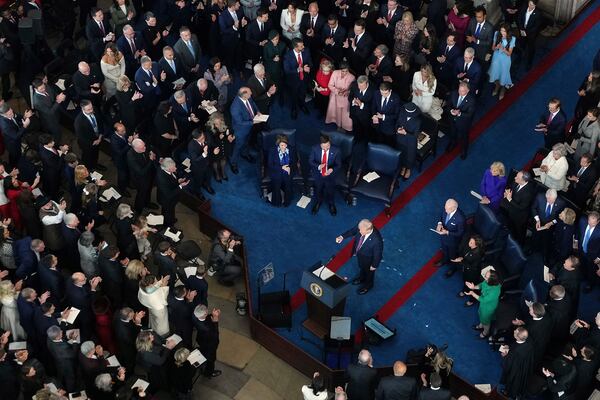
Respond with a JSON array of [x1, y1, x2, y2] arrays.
[[325, 61, 355, 132]]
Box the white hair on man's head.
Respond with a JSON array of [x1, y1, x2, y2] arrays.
[[253, 63, 265, 74], [457, 396, 470, 400], [161, 157, 176, 171], [357, 349, 371, 365], [131, 138, 145, 151], [80, 340, 95, 355], [64, 213, 78, 226], [95, 373, 113, 392], [464, 47, 475, 56], [47, 325, 62, 340], [174, 90, 185, 100], [546, 188, 558, 200], [194, 304, 209, 319]]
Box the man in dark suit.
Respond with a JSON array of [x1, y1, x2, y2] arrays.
[[501, 0, 525, 26], [501, 170, 537, 243], [171, 90, 199, 141], [310, 134, 341, 216], [134, 56, 164, 112], [141, 12, 167, 60], [300, 2, 326, 61], [37, 254, 65, 305], [247, 63, 277, 114], [154, 241, 181, 286], [536, 97, 567, 149], [246, 9, 272, 65], [186, 78, 219, 127], [344, 19, 374, 77], [395, 102, 422, 180], [464, 6, 494, 66], [375, 361, 417, 400], [375, 0, 402, 46], [158, 46, 186, 99], [321, 14, 346, 65], [453, 48, 482, 93], [567, 153, 597, 208], [283, 38, 313, 119], [345, 349, 378, 400], [0, 103, 32, 168], [230, 87, 261, 169], [113, 307, 144, 371], [85, 8, 115, 61], [186, 265, 209, 307], [529, 189, 565, 260], [366, 44, 393, 86], [61, 213, 82, 271], [371, 81, 401, 147], [517, 0, 543, 70], [218, 0, 246, 72], [349, 75, 376, 142], [98, 245, 125, 309], [117, 25, 147, 78], [38, 134, 68, 200], [188, 129, 214, 197], [173, 26, 202, 78], [65, 272, 100, 340], [72, 61, 104, 105], [336, 218, 383, 294], [193, 305, 222, 377], [435, 198, 465, 268], [445, 82, 475, 159], [156, 157, 189, 227], [127, 138, 157, 212], [74, 100, 104, 170], [15, 237, 44, 283], [168, 285, 196, 348], [32, 79, 66, 143], [46, 325, 78, 392], [578, 212, 600, 292], [418, 372, 451, 400], [110, 122, 133, 197], [435, 32, 462, 88]]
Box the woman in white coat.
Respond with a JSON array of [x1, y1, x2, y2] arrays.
[[539, 143, 569, 191], [280, 2, 304, 42], [100, 43, 126, 99], [0, 280, 26, 340], [138, 274, 170, 336], [411, 63, 437, 114]]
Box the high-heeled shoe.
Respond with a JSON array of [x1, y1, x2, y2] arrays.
[[223, 175, 229, 181]]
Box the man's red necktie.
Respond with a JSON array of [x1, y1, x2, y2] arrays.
[[547, 113, 554, 125], [297, 52, 304, 80], [387, 10, 392, 22], [321, 151, 327, 176], [375, 57, 381, 68], [355, 235, 365, 254]]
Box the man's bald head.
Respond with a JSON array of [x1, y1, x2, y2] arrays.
[[393, 361, 407, 376]]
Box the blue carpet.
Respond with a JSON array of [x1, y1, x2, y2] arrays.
[[205, 1, 600, 385]]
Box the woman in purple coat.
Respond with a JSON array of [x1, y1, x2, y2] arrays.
[[479, 162, 507, 211]]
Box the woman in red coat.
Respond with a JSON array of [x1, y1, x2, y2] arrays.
[[93, 296, 117, 354], [4, 173, 40, 231], [314, 59, 333, 117]]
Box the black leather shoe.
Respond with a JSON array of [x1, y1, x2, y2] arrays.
[[329, 204, 337, 216], [358, 287, 370, 295], [352, 278, 362, 285], [444, 269, 455, 278], [223, 175, 229, 181], [204, 186, 215, 195], [311, 202, 321, 215], [291, 109, 298, 119], [94, 164, 107, 172], [434, 261, 443, 267], [147, 202, 160, 210], [230, 164, 239, 174], [207, 370, 222, 378]]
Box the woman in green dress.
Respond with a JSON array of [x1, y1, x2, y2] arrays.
[[465, 269, 501, 338], [263, 30, 287, 105]]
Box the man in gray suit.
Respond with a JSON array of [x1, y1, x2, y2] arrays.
[[464, 6, 494, 67], [173, 26, 202, 79], [32, 78, 66, 143]]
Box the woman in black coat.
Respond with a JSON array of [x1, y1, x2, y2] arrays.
[[116, 75, 143, 134], [115, 203, 140, 259], [136, 330, 177, 393], [450, 235, 484, 302], [386, 53, 414, 102], [169, 348, 197, 399], [153, 101, 178, 158], [551, 208, 577, 266]]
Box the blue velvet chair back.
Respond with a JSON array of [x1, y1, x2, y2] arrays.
[[500, 235, 527, 277], [322, 131, 354, 161], [260, 129, 297, 152], [473, 204, 502, 242], [364, 143, 402, 176]]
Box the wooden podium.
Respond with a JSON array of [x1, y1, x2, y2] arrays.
[[300, 263, 351, 338]]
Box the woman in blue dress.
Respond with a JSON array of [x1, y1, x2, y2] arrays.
[[488, 23, 516, 100]]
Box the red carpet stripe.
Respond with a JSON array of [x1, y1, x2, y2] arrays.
[[290, 5, 600, 312]]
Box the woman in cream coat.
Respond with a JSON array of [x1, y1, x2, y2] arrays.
[[138, 274, 170, 336], [280, 2, 304, 42], [539, 143, 569, 191], [411, 63, 437, 114], [100, 43, 126, 99], [574, 108, 600, 160]]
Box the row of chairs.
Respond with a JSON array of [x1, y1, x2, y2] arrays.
[[256, 115, 439, 215]]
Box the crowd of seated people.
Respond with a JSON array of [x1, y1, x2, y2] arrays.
[[0, 0, 597, 398]]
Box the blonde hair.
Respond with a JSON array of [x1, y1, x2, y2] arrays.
[[490, 161, 506, 177], [432, 351, 453, 375], [402, 11, 414, 24], [560, 208, 577, 225], [0, 280, 15, 301], [135, 330, 154, 352], [74, 165, 89, 186], [206, 112, 227, 133], [420, 64, 436, 92], [117, 75, 132, 92], [125, 259, 146, 280], [174, 348, 190, 366], [320, 59, 333, 72]]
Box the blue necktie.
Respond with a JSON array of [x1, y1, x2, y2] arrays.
[[186, 41, 196, 58], [474, 23, 482, 38], [545, 203, 551, 218], [445, 213, 451, 225], [182, 103, 188, 113], [90, 114, 97, 131], [583, 226, 592, 253]]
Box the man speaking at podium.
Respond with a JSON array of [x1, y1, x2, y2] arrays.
[[336, 219, 383, 295]]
